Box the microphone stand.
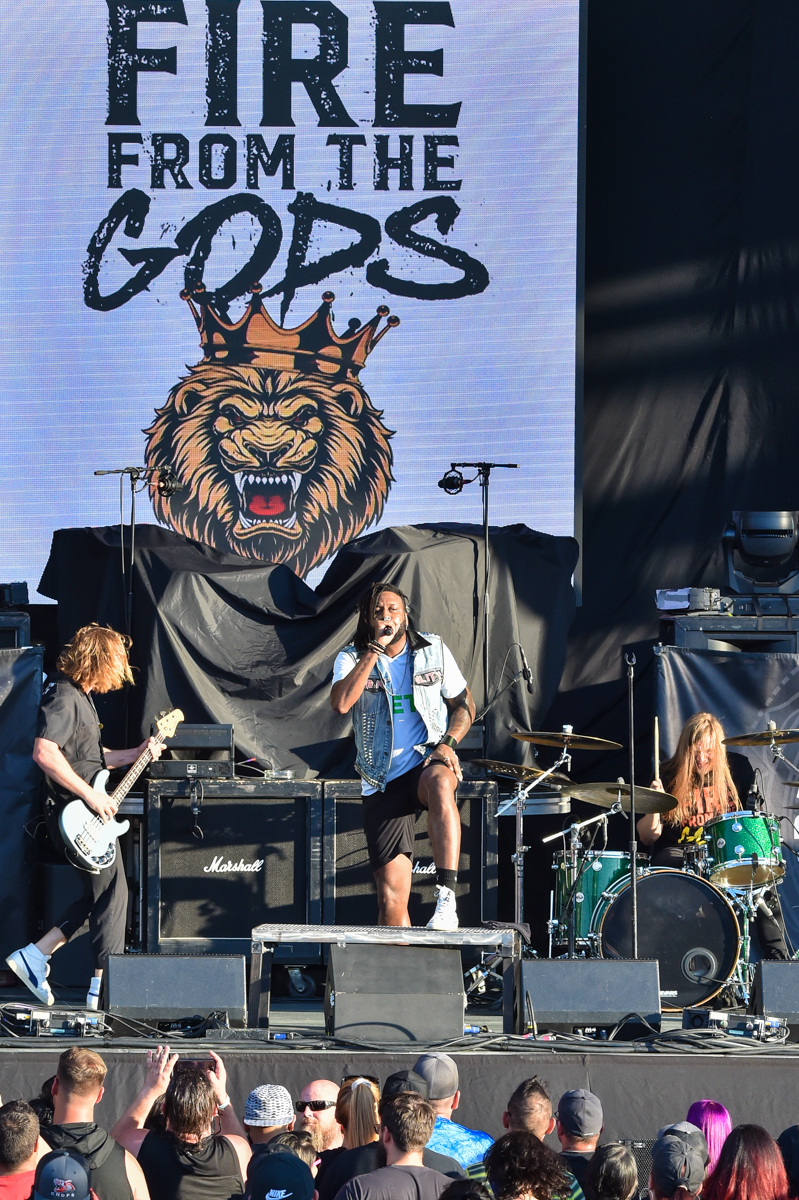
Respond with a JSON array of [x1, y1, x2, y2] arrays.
[[625, 652, 639, 959], [438, 461, 518, 756]]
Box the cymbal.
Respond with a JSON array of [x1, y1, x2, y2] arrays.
[[724, 729, 799, 746], [511, 731, 622, 751], [561, 781, 678, 814], [472, 759, 571, 786], [780, 781, 799, 788]]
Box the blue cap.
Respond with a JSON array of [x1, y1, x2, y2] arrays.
[[34, 1150, 92, 1200]]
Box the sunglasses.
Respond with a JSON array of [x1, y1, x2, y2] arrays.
[[341, 1075, 380, 1088], [295, 1100, 337, 1113]]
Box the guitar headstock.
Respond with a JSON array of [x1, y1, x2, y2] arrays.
[[155, 709, 184, 740]]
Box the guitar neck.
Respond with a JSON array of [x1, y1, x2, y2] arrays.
[[109, 732, 166, 807]]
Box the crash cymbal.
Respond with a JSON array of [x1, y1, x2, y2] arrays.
[[560, 781, 678, 814], [511, 731, 623, 751], [724, 729, 799, 746], [472, 759, 571, 786]]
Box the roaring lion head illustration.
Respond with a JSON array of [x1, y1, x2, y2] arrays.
[[144, 363, 394, 577]]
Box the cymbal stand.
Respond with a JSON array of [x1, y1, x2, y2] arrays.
[[542, 802, 622, 957], [509, 741, 572, 925]]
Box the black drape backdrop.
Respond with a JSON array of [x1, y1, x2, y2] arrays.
[[39, 523, 577, 779]]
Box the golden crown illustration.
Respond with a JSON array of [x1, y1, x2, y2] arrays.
[[181, 284, 399, 381]]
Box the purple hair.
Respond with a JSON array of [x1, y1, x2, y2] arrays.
[[687, 1100, 733, 1173]]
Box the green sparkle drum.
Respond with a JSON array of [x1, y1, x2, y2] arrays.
[[704, 812, 784, 887], [552, 850, 636, 944]]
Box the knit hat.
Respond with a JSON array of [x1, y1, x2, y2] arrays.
[[244, 1085, 295, 1127]]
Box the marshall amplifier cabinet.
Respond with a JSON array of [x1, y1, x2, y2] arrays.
[[146, 779, 323, 963], [322, 781, 498, 930]]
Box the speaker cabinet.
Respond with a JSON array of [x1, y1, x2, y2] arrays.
[[146, 780, 323, 962], [324, 943, 465, 1042], [511, 959, 662, 1034], [322, 781, 497, 928], [752, 961, 799, 1038], [107, 953, 246, 1027]]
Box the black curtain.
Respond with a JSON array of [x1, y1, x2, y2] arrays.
[[547, 2, 799, 771], [39, 523, 577, 780]]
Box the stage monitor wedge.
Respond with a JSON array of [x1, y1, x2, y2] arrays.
[[752, 961, 799, 1039], [106, 954, 247, 1029], [512, 959, 661, 1034]]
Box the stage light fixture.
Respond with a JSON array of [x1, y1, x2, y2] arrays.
[[723, 511, 799, 595]]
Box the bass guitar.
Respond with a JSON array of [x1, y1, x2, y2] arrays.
[[58, 708, 183, 873]]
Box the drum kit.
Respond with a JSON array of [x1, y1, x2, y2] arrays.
[[476, 722, 793, 1010]]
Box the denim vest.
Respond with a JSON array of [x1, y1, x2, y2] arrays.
[[346, 632, 451, 791]]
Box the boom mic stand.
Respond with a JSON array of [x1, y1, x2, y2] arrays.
[[437, 461, 518, 756]]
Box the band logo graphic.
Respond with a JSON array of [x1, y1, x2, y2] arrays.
[[411, 860, 436, 875]]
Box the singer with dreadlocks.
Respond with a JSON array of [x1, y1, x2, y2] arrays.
[[331, 583, 475, 930], [637, 711, 789, 960]]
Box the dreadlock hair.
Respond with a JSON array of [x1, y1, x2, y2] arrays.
[[352, 583, 412, 653]]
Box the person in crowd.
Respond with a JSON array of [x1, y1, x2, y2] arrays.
[[6, 624, 163, 1008], [260, 1132, 318, 1174], [648, 1132, 706, 1200], [335, 1093, 453, 1200], [439, 1184, 491, 1200], [33, 1149, 93, 1200], [297, 1081, 343, 1154], [111, 1045, 250, 1200], [0, 1100, 44, 1200], [685, 1102, 731, 1176], [242, 1086, 294, 1170], [466, 1079, 583, 1200], [41, 1048, 148, 1200], [27, 1080, 55, 1129], [413, 1055, 491, 1169], [484, 1131, 571, 1200], [639, 711, 787, 959], [336, 1079, 380, 1151], [317, 1073, 463, 1200], [249, 1151, 315, 1200], [330, 583, 475, 930], [582, 1144, 637, 1200], [555, 1091, 603, 1192], [702, 1124, 790, 1200], [777, 1121, 799, 1199]]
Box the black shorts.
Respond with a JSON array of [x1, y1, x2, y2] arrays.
[[362, 762, 430, 871]]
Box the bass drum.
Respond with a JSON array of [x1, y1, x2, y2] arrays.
[[592, 869, 741, 1010]]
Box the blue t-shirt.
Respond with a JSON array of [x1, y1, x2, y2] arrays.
[[426, 1116, 493, 1169]]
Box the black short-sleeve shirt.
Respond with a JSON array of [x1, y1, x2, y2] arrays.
[[36, 673, 105, 806]]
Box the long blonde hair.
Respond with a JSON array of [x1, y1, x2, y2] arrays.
[[57, 624, 134, 693], [662, 712, 739, 826], [335, 1079, 380, 1149]]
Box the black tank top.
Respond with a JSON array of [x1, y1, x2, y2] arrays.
[[138, 1131, 244, 1200]]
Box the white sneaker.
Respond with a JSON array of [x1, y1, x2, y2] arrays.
[[426, 885, 459, 931], [86, 977, 101, 1010], [6, 944, 54, 1006]]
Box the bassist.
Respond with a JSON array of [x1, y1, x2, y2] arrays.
[[6, 624, 162, 1008]]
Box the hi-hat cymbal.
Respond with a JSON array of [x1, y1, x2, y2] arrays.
[[560, 781, 678, 814], [511, 731, 622, 750], [724, 729, 799, 746], [472, 759, 571, 786]]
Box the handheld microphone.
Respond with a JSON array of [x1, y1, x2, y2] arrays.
[[382, 626, 392, 638], [519, 645, 534, 694]]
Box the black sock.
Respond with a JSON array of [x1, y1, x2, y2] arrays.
[[436, 869, 458, 890]]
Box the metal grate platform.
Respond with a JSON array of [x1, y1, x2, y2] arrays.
[[251, 922, 518, 953]]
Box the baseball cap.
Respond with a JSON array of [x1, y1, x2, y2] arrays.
[[34, 1150, 92, 1200], [244, 1085, 295, 1127], [249, 1151, 315, 1200], [556, 1090, 603, 1137], [655, 1122, 709, 1165], [412, 1053, 459, 1101], [651, 1135, 705, 1196], [382, 1069, 430, 1101]]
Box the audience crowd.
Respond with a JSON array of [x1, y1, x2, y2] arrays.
[[1, 1048, 797, 1200]]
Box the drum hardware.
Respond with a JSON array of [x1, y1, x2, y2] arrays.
[[542, 802, 622, 959], [547, 848, 644, 957], [473, 759, 572, 786]]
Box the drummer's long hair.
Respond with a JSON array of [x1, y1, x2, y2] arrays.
[[662, 712, 739, 825]]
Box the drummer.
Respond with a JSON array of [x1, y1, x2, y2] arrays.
[[637, 711, 789, 961]]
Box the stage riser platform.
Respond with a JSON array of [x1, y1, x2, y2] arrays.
[[1, 1048, 797, 1144]]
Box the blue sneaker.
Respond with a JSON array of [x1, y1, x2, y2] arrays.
[[6, 944, 53, 1006]]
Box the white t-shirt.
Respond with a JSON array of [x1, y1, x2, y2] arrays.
[[332, 637, 468, 795]]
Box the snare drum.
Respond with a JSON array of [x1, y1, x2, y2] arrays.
[[553, 850, 638, 944], [704, 812, 785, 887]]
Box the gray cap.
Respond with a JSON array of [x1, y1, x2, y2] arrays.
[[651, 1135, 705, 1195], [382, 1069, 430, 1101], [556, 1090, 603, 1138], [412, 1053, 459, 1101], [244, 1084, 294, 1127], [655, 1123, 709, 1165]]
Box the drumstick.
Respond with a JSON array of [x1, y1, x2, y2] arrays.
[[654, 716, 660, 784]]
